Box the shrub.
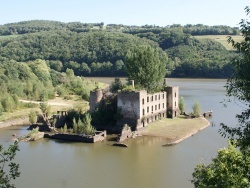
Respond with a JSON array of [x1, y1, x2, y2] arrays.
[[29, 110, 37, 124], [192, 99, 201, 117]]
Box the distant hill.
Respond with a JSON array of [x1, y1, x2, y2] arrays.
[[0, 20, 240, 78]]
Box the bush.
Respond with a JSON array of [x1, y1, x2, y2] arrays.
[[110, 78, 123, 93], [192, 99, 201, 117], [29, 110, 37, 124]]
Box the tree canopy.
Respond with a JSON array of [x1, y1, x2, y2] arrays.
[[220, 6, 250, 148], [0, 20, 239, 78], [125, 45, 167, 92]]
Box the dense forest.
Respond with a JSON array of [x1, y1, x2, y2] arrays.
[[0, 20, 239, 79]]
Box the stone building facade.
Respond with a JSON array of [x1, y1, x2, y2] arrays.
[[90, 80, 179, 131]]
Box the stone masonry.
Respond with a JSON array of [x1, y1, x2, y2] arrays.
[[89, 79, 179, 131]]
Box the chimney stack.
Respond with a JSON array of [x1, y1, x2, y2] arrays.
[[130, 80, 134, 88], [164, 78, 167, 87]]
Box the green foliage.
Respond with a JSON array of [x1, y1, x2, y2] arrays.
[[0, 103, 4, 116], [72, 112, 96, 135], [193, 8, 250, 188], [125, 45, 167, 92], [219, 6, 250, 148], [121, 85, 135, 92], [192, 99, 201, 117], [91, 94, 121, 126], [192, 141, 250, 188], [0, 20, 238, 78], [39, 103, 51, 118], [110, 78, 123, 93], [0, 141, 20, 188], [1, 96, 16, 112], [28, 110, 37, 124], [179, 96, 186, 114], [24, 127, 39, 139]]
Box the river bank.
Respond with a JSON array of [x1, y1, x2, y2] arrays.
[[141, 116, 210, 145], [0, 116, 30, 128]]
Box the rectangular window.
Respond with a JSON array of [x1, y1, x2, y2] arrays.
[[163, 93, 164, 99], [155, 95, 157, 100], [163, 103, 165, 108], [152, 106, 153, 112], [151, 96, 153, 101], [143, 109, 145, 115], [142, 98, 144, 105], [159, 94, 160, 100], [175, 92, 176, 98], [159, 104, 160, 109], [155, 105, 157, 110], [147, 97, 149, 102], [147, 106, 149, 113]]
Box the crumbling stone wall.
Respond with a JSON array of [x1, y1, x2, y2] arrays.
[[89, 89, 103, 113], [165, 86, 179, 118], [117, 90, 168, 130]]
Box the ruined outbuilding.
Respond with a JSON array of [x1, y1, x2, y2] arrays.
[[90, 78, 179, 131]]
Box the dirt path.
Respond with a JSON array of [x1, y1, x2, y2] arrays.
[[19, 99, 72, 107]]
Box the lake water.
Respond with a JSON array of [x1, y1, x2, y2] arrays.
[[0, 78, 242, 188]]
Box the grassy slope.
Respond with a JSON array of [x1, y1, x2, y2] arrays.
[[141, 116, 210, 144], [194, 35, 243, 50], [0, 35, 22, 40]]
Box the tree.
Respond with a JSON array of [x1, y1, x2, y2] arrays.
[[192, 99, 201, 117], [179, 96, 186, 114], [29, 110, 37, 124], [220, 6, 250, 148], [125, 45, 167, 92], [192, 7, 250, 187], [110, 78, 123, 93], [192, 142, 250, 188], [0, 141, 20, 188], [39, 103, 51, 119]]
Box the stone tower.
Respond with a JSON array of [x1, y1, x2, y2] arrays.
[[89, 89, 103, 113], [165, 86, 179, 118]]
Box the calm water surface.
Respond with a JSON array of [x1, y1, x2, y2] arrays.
[[0, 78, 242, 188]]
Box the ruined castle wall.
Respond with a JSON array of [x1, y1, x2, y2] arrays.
[[117, 91, 141, 129], [117, 90, 168, 130], [165, 86, 179, 118], [89, 89, 103, 113]]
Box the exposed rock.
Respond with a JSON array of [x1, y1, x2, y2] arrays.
[[117, 124, 138, 142]]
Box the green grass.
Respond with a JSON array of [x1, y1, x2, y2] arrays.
[[0, 34, 22, 40], [194, 35, 243, 50]]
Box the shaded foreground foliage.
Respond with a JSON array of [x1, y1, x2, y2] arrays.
[[0, 141, 20, 188], [192, 6, 250, 187]]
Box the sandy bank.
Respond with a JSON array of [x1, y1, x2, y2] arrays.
[[0, 117, 30, 128], [140, 116, 210, 145]]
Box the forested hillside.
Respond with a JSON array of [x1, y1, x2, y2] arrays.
[[0, 20, 239, 78]]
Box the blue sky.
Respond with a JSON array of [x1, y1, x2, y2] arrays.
[[0, 0, 249, 27]]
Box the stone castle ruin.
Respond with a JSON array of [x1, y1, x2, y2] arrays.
[[90, 78, 179, 131]]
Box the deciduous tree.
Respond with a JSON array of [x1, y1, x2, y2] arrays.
[[0, 141, 20, 188], [125, 45, 167, 92], [192, 99, 201, 117], [179, 96, 186, 114], [220, 6, 250, 148]]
